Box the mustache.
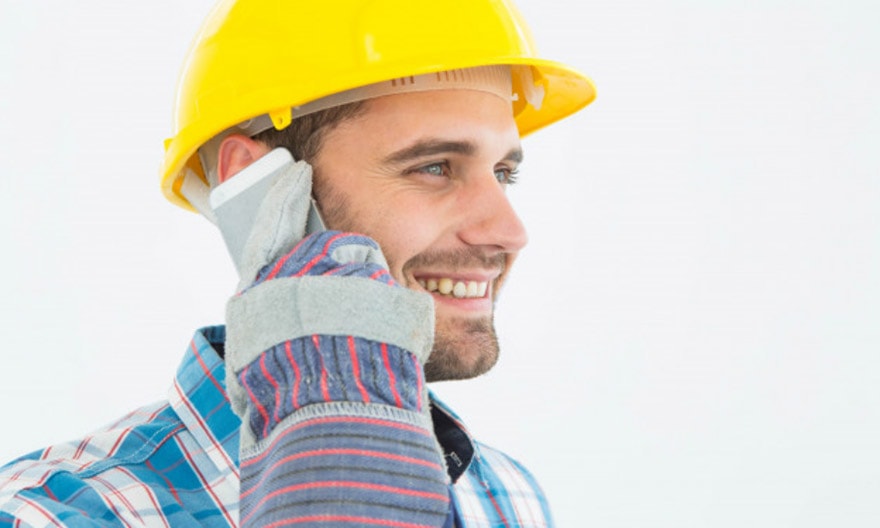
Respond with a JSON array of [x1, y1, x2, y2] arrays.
[[401, 248, 507, 273]]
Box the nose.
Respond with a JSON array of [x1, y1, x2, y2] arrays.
[[457, 175, 529, 253]]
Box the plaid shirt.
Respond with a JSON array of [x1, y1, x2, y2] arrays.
[[0, 326, 553, 527]]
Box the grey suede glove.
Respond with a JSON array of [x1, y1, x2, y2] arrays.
[[222, 150, 435, 450], [220, 150, 449, 528]]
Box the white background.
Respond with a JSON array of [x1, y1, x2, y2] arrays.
[[1, 1, 878, 526]]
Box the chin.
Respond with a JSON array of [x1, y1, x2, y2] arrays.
[[423, 316, 500, 382]]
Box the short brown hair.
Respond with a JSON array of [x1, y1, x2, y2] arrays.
[[252, 101, 366, 163]]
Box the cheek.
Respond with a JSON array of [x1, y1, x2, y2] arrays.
[[318, 167, 460, 278], [373, 212, 431, 272], [366, 200, 449, 276]]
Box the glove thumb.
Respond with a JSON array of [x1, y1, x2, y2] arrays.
[[238, 159, 314, 289]]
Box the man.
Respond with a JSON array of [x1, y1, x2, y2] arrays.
[[0, 0, 594, 526]]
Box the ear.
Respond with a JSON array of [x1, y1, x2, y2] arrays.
[[217, 134, 271, 184]]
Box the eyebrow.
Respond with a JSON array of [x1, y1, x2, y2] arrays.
[[381, 138, 524, 165]]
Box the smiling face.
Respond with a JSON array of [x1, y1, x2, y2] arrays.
[[309, 89, 528, 381]]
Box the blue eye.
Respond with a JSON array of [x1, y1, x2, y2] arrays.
[[423, 163, 445, 176], [494, 167, 520, 185], [414, 162, 449, 177]]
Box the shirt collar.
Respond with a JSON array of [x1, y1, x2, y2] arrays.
[[168, 326, 241, 475], [429, 392, 476, 483]]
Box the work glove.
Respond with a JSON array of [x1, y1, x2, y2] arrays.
[[222, 151, 450, 527]]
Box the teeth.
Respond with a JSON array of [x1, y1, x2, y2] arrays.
[[419, 277, 489, 299]]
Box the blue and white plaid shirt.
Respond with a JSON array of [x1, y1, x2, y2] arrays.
[[0, 326, 553, 527]]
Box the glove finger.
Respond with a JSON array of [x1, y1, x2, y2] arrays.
[[323, 262, 396, 284], [328, 237, 388, 269], [255, 231, 390, 284]]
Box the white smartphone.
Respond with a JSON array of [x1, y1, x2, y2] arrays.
[[209, 147, 325, 272]]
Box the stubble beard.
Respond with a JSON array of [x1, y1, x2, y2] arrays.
[[422, 313, 500, 382]]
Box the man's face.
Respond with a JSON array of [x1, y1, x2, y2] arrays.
[[311, 89, 528, 382]]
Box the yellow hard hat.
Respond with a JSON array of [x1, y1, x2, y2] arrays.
[[160, 0, 597, 212]]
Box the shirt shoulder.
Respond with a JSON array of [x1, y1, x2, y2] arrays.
[[0, 401, 235, 527]]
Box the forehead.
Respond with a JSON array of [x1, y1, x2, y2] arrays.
[[336, 89, 522, 155]]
